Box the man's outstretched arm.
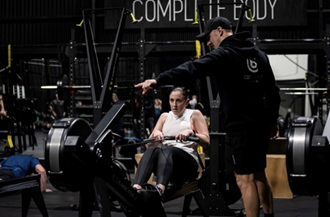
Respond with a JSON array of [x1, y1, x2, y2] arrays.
[[134, 79, 157, 95]]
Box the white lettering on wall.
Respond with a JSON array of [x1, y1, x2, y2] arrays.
[[268, 0, 277, 20], [174, 0, 183, 21], [132, 0, 279, 23], [257, 0, 266, 20], [133, 0, 197, 23], [133, 0, 143, 22], [145, 0, 156, 22], [244, 0, 256, 20], [234, 0, 277, 21], [184, 0, 193, 22], [233, 0, 241, 20], [216, 0, 226, 18], [208, 0, 212, 19], [158, 0, 171, 21]]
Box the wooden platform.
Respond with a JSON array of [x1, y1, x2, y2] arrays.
[[266, 137, 294, 199], [266, 154, 294, 199]]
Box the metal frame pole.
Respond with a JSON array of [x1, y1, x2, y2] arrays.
[[139, 28, 146, 141]]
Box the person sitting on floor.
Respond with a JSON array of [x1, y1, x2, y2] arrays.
[[133, 87, 209, 199], [0, 155, 53, 193]]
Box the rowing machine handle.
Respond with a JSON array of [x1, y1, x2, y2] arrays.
[[143, 136, 200, 143]]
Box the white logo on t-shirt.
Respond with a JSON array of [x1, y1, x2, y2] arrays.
[[247, 59, 258, 73]]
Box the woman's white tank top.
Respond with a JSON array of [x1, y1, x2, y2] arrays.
[[162, 109, 198, 163]]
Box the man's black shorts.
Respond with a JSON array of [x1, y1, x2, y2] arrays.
[[225, 133, 269, 175], [0, 169, 15, 180]]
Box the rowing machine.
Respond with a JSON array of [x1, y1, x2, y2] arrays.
[[46, 100, 166, 217]]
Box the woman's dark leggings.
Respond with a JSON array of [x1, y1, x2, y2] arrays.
[[134, 146, 199, 187]]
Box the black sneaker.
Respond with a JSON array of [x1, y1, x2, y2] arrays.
[[154, 185, 164, 206]]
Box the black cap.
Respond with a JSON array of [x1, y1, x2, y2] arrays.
[[196, 17, 232, 42]]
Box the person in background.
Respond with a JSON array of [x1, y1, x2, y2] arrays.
[[188, 94, 205, 115], [112, 92, 119, 103], [133, 87, 209, 202], [154, 98, 162, 125], [135, 16, 280, 217], [189, 95, 198, 109], [49, 93, 66, 120], [144, 93, 155, 137], [0, 155, 53, 193], [0, 94, 6, 119]]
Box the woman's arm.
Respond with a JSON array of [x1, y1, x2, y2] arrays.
[[191, 110, 210, 149], [147, 113, 168, 147]]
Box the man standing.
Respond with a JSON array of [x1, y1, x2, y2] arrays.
[[135, 17, 280, 217]]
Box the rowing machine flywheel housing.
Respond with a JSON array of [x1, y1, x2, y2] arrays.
[[45, 118, 93, 192], [287, 116, 330, 196]]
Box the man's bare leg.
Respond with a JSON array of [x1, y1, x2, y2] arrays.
[[254, 170, 274, 216], [235, 173, 260, 217]]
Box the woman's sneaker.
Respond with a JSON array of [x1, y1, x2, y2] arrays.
[[154, 185, 164, 206]]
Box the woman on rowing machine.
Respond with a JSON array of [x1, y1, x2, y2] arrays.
[[133, 87, 209, 199]]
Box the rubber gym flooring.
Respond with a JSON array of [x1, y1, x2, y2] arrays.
[[0, 130, 320, 217]]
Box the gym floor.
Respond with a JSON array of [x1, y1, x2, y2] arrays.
[[0, 130, 321, 217]]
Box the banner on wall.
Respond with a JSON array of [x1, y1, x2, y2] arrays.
[[104, 0, 307, 29]]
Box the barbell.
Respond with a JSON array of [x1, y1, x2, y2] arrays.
[[41, 85, 91, 90], [40, 74, 93, 101], [280, 88, 327, 91], [40, 74, 127, 101], [41, 74, 92, 90], [280, 87, 328, 96]]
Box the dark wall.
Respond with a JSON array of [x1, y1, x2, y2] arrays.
[[0, 0, 94, 46], [0, 0, 329, 122], [1, 1, 329, 48]]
